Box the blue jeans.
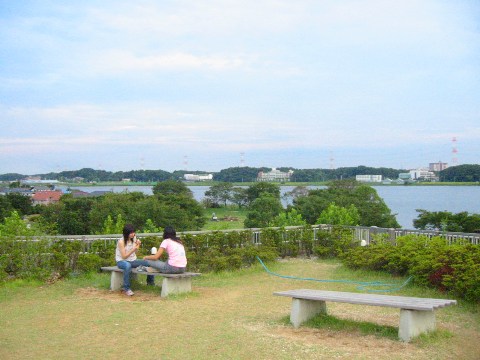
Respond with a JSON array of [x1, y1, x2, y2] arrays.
[[116, 259, 155, 290], [145, 260, 186, 274]]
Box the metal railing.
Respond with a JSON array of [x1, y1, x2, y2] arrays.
[[24, 225, 479, 246]]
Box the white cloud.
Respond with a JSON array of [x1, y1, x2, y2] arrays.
[[90, 50, 252, 74]]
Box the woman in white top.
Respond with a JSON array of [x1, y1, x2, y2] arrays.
[[116, 224, 153, 296], [143, 226, 187, 274]]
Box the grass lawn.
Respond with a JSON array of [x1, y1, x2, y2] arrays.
[[202, 207, 247, 231], [1, 259, 479, 360]]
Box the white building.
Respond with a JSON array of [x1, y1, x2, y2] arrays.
[[355, 174, 383, 183], [257, 168, 293, 182], [183, 173, 213, 181], [429, 162, 448, 172], [409, 168, 437, 181]]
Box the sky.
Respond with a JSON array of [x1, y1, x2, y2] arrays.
[[1, 0, 479, 175]]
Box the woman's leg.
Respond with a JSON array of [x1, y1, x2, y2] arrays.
[[145, 259, 169, 272], [130, 260, 155, 285], [116, 260, 132, 290], [145, 260, 185, 274]]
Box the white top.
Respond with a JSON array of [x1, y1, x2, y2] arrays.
[[115, 238, 137, 262]]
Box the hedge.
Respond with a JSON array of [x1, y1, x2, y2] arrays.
[[341, 235, 480, 302], [1, 228, 479, 302]]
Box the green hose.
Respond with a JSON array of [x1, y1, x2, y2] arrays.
[[256, 256, 412, 293]]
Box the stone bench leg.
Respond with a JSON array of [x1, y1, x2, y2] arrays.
[[399, 309, 436, 342], [110, 272, 123, 291], [160, 277, 192, 297], [290, 298, 327, 328], [110, 272, 137, 291]]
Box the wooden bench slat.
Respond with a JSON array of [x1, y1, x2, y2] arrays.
[[101, 266, 201, 297], [101, 266, 201, 278], [274, 289, 457, 311], [274, 288, 457, 342]]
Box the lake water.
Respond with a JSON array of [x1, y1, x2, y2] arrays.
[[62, 185, 480, 229]]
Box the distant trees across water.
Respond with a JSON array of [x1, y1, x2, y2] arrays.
[[2, 164, 479, 183]]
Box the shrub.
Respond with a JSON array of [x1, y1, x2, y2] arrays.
[[313, 226, 355, 259], [342, 235, 480, 302], [76, 253, 106, 273]]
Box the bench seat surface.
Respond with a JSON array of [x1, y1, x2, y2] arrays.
[[101, 266, 201, 278], [274, 289, 456, 311]]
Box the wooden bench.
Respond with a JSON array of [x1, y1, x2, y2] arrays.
[[274, 289, 457, 342], [101, 266, 201, 297]]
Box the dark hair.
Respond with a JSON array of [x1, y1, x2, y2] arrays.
[[163, 226, 182, 244], [123, 224, 135, 243]]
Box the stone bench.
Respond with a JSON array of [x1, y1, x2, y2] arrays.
[[101, 266, 201, 297], [274, 289, 457, 342]]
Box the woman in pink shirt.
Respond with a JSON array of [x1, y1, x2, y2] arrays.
[[143, 226, 187, 273]]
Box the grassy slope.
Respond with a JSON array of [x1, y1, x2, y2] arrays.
[[1, 259, 479, 360], [202, 207, 248, 231]]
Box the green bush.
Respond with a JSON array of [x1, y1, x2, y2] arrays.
[[313, 227, 355, 259], [76, 253, 106, 273], [342, 235, 480, 302]]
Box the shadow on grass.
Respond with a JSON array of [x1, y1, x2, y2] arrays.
[[279, 314, 398, 340], [279, 313, 454, 344]]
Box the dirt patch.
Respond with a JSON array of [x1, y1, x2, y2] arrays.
[[74, 287, 164, 302]]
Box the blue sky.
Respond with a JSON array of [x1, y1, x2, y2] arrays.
[[1, 0, 479, 175]]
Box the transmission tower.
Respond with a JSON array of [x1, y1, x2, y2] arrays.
[[329, 151, 335, 170], [183, 155, 188, 171], [240, 152, 245, 167], [140, 157, 145, 170], [451, 137, 458, 166]]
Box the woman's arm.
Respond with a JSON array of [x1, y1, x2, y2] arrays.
[[118, 240, 139, 259], [144, 246, 164, 260]]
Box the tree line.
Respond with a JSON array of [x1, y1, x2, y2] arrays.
[[2, 178, 480, 237], [2, 164, 479, 183]]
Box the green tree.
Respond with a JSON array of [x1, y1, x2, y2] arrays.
[[101, 215, 115, 235], [413, 210, 480, 233], [155, 193, 206, 230], [317, 203, 360, 226], [143, 219, 162, 233], [283, 185, 310, 202], [204, 182, 234, 207], [0, 211, 34, 236], [245, 182, 281, 205], [293, 179, 399, 228], [244, 194, 283, 228], [440, 164, 480, 182], [6, 193, 33, 215], [269, 208, 307, 227], [230, 187, 248, 208], [214, 166, 268, 182], [56, 197, 95, 235], [0, 196, 14, 223], [152, 180, 193, 197]]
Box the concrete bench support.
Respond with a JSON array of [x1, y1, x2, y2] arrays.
[[161, 277, 192, 297], [274, 289, 456, 342], [291, 298, 327, 328], [101, 266, 201, 297], [399, 309, 436, 341]]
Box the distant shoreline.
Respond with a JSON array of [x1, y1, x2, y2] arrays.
[[57, 181, 480, 187]]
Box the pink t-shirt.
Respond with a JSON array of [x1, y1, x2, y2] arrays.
[[160, 238, 187, 267]]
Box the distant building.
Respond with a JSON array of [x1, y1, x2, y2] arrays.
[[71, 190, 112, 198], [409, 168, 437, 181], [356, 175, 382, 183], [398, 173, 413, 181], [21, 178, 59, 184], [429, 162, 448, 172], [0, 187, 33, 196], [184, 174, 213, 181], [31, 190, 63, 205], [257, 168, 293, 182]]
